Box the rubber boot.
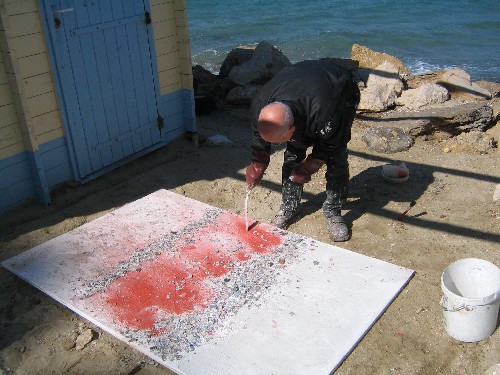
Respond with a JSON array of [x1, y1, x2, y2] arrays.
[[271, 179, 303, 229], [323, 188, 350, 242]]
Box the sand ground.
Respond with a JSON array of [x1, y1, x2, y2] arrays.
[[0, 106, 499, 375]]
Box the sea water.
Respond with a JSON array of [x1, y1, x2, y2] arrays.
[[186, 0, 500, 81]]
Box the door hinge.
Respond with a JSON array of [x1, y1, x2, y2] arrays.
[[145, 12, 151, 25], [157, 115, 164, 130]]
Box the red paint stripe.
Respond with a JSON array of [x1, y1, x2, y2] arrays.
[[85, 212, 283, 332]]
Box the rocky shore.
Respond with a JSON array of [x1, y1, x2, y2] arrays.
[[193, 41, 499, 154], [1, 42, 499, 375]]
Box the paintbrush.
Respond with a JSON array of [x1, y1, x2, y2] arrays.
[[397, 200, 416, 221], [244, 189, 251, 231]]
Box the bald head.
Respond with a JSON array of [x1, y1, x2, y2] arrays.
[[257, 102, 295, 143]]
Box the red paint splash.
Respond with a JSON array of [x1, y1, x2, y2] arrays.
[[85, 212, 283, 332]]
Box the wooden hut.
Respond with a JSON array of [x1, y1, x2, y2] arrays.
[[0, 0, 196, 212]]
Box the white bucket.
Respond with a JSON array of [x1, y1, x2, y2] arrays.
[[441, 258, 500, 342]]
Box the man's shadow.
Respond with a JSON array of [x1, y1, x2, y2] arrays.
[[345, 163, 432, 224], [297, 162, 433, 227]]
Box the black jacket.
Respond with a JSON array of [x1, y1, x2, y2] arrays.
[[250, 60, 359, 157]]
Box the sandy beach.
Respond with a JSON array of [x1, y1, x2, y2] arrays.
[[1, 105, 499, 374]]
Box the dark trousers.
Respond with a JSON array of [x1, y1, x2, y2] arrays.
[[281, 144, 349, 217]]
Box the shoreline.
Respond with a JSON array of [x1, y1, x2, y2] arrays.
[[191, 49, 500, 83]]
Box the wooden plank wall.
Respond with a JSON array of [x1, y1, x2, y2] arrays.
[[0, 0, 68, 211], [0, 5, 23, 159], [0, 0, 64, 153], [151, 0, 193, 95]]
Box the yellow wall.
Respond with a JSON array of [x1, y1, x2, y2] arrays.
[[151, 0, 193, 95], [0, 0, 63, 158], [0, 37, 24, 159]]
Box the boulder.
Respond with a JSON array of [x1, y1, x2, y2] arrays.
[[389, 101, 492, 133], [358, 101, 495, 153], [395, 83, 449, 110], [441, 130, 496, 153], [437, 68, 492, 100], [489, 97, 500, 121], [351, 44, 412, 80], [192, 65, 221, 114], [362, 126, 414, 153], [193, 65, 220, 96], [219, 46, 255, 78], [357, 61, 405, 112], [407, 72, 499, 101], [406, 71, 445, 89], [437, 102, 494, 132], [476, 81, 500, 98], [225, 85, 261, 106], [228, 41, 291, 85]]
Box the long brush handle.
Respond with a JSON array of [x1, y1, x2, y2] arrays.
[[397, 200, 416, 221]]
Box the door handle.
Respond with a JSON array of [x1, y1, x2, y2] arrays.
[[53, 8, 74, 13], [52, 8, 73, 28]]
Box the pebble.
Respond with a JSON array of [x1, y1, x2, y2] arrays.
[[493, 184, 500, 201], [75, 329, 95, 350], [486, 364, 500, 375], [63, 340, 76, 351]]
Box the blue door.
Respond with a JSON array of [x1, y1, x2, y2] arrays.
[[44, 0, 161, 180]]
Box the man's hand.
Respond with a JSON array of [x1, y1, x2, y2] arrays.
[[246, 150, 270, 191], [289, 155, 325, 184], [246, 163, 267, 191]]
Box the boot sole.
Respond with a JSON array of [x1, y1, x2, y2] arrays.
[[271, 212, 300, 229]]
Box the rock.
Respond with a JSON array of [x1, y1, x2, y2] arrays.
[[192, 43, 498, 155], [407, 72, 499, 100], [485, 362, 500, 375], [228, 41, 291, 86], [493, 184, 500, 202], [205, 134, 234, 146], [440, 130, 495, 153], [63, 340, 76, 351], [358, 88, 396, 112], [476, 80, 500, 97], [192, 65, 220, 96], [357, 61, 404, 112], [438, 102, 494, 132], [192, 65, 222, 115], [382, 101, 493, 134], [362, 126, 414, 153], [75, 328, 96, 350], [437, 68, 492, 100], [395, 83, 449, 110], [406, 71, 446, 89], [358, 100, 495, 152], [225, 84, 261, 106], [489, 97, 500, 121], [351, 44, 412, 80], [219, 45, 255, 78], [485, 113, 500, 145], [358, 115, 432, 138]]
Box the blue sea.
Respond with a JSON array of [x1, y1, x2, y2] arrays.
[[186, 0, 500, 82]]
